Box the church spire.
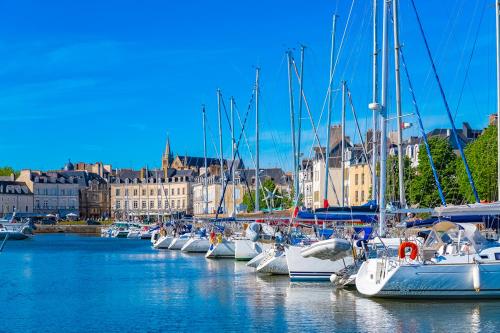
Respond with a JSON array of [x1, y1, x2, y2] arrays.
[[162, 134, 173, 172]]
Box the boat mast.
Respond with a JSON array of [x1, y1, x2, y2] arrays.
[[146, 165, 150, 221], [378, 0, 389, 236], [369, 0, 379, 203], [497, 0, 500, 201], [296, 45, 305, 206], [202, 105, 208, 215], [323, 14, 338, 208], [341, 80, 346, 207], [392, 0, 406, 208], [230, 96, 236, 217], [287, 50, 298, 206], [217, 89, 225, 215], [255, 68, 260, 212]]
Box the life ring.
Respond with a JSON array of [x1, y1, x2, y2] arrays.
[[398, 241, 418, 260]]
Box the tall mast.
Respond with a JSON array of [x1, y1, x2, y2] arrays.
[[296, 45, 305, 205], [393, 0, 405, 207], [255, 68, 261, 212], [146, 165, 150, 220], [230, 97, 236, 217], [341, 81, 346, 207], [323, 14, 338, 208], [217, 89, 225, 215], [497, 0, 500, 201], [287, 51, 298, 205], [202, 105, 208, 215], [378, 0, 389, 236], [369, 0, 379, 202]]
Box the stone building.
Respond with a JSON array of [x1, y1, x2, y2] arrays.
[[0, 175, 33, 215], [17, 169, 80, 217], [110, 168, 195, 220]]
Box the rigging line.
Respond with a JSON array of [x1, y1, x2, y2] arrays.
[[420, 0, 467, 110], [314, 0, 356, 151], [215, 83, 258, 220], [205, 122, 221, 162], [257, 90, 288, 171], [346, 84, 372, 175], [291, 58, 340, 205], [450, 0, 482, 103], [234, 103, 257, 169], [410, 0, 479, 204], [397, 38, 446, 207], [453, 1, 486, 120]]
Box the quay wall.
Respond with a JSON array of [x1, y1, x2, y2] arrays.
[[34, 224, 103, 234]]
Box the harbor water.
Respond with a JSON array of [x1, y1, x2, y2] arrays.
[[1, 234, 500, 332]]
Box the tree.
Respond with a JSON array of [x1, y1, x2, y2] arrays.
[[241, 178, 292, 212], [0, 166, 18, 178], [456, 125, 498, 202], [409, 137, 463, 207], [385, 155, 415, 206]]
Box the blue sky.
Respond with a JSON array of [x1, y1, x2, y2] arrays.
[[0, 0, 495, 172]]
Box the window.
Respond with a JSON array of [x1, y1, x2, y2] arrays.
[[133, 189, 138, 196], [61, 189, 65, 196], [355, 174, 358, 186], [158, 200, 162, 208], [361, 191, 365, 202], [177, 188, 180, 195], [355, 191, 359, 202], [177, 200, 180, 208], [150, 189, 154, 196], [150, 200, 154, 209], [171, 200, 175, 208], [171, 189, 174, 196], [116, 189, 121, 196], [142, 201, 146, 209], [142, 189, 146, 196], [182, 188, 185, 195], [133, 201, 138, 209], [361, 173, 365, 185], [116, 201, 121, 209], [182, 199, 185, 208]]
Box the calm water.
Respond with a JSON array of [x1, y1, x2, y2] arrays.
[[1, 234, 500, 332]]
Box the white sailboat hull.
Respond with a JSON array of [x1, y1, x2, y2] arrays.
[[356, 259, 500, 298], [285, 245, 354, 281], [256, 248, 289, 275], [247, 251, 267, 268], [235, 239, 270, 261], [205, 240, 236, 258], [168, 236, 190, 250], [181, 237, 210, 253], [153, 235, 174, 249]]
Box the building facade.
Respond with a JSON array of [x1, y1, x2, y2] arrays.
[[17, 170, 80, 217], [110, 169, 194, 220], [0, 175, 34, 216]]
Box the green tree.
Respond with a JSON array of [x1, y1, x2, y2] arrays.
[[0, 166, 18, 177], [241, 178, 293, 212], [456, 125, 498, 202], [409, 137, 463, 207], [386, 155, 415, 206]]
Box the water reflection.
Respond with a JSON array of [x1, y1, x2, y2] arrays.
[[2, 234, 500, 332]]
